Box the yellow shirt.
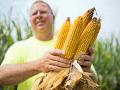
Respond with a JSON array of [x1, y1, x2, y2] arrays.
[[2, 36, 54, 90]]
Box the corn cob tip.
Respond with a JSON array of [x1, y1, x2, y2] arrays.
[[92, 17, 97, 21], [92, 17, 101, 23], [98, 17, 102, 22], [89, 7, 96, 12], [67, 17, 70, 21], [88, 7, 96, 12]]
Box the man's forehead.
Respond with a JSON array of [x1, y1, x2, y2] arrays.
[[30, 1, 52, 13]]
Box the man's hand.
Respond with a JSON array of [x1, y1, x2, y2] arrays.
[[77, 47, 94, 72], [36, 49, 71, 73]]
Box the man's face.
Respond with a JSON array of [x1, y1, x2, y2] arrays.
[[30, 2, 54, 33]]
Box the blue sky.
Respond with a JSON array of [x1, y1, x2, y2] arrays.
[[0, 0, 120, 39]]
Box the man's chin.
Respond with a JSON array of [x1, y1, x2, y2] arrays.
[[37, 28, 47, 32]]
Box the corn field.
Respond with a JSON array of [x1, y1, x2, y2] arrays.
[[94, 38, 120, 90], [0, 16, 32, 64], [0, 16, 120, 90]]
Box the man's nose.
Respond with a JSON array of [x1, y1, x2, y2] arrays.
[[37, 11, 41, 16]]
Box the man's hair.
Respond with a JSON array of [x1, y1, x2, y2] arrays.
[[29, 0, 54, 16]]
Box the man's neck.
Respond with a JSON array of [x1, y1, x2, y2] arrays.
[[35, 31, 53, 41]]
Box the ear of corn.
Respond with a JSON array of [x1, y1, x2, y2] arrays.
[[89, 18, 101, 46], [63, 16, 83, 59], [82, 7, 95, 30], [74, 17, 100, 60], [54, 17, 71, 50], [45, 17, 84, 89], [65, 18, 101, 89]]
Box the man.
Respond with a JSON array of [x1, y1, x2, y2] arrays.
[[0, 0, 96, 90]]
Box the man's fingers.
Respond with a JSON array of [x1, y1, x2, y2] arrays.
[[48, 49, 64, 56], [48, 54, 71, 64], [78, 60, 91, 67], [47, 65, 64, 72], [49, 60, 70, 68], [81, 67, 91, 72], [80, 52, 86, 55], [88, 47, 94, 56], [80, 55, 93, 61]]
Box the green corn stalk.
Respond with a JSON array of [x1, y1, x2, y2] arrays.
[[0, 15, 31, 64], [93, 36, 120, 90]]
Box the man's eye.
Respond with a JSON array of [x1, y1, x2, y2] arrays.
[[32, 11, 38, 15], [40, 11, 48, 14], [31, 11, 49, 16]]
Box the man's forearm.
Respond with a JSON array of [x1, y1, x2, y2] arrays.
[[0, 61, 40, 85]]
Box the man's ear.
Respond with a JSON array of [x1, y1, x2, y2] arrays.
[[53, 15, 55, 20], [52, 15, 55, 24]]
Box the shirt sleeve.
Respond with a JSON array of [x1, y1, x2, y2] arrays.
[[1, 41, 25, 65]]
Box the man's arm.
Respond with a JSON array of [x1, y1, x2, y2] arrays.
[[0, 62, 39, 85], [0, 49, 71, 85]]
